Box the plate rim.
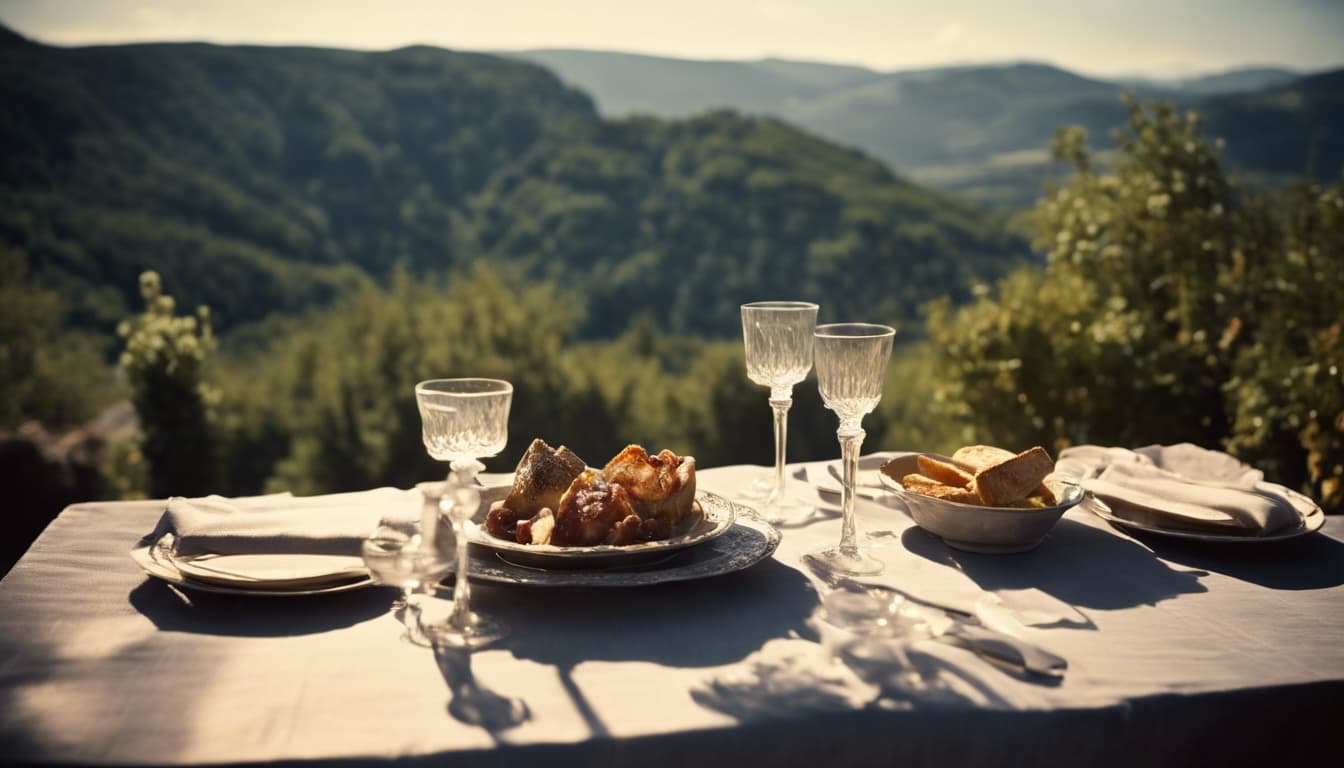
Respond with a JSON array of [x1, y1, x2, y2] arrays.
[[1083, 494, 1326, 544], [130, 534, 375, 596], [468, 488, 738, 561], [462, 513, 781, 588]]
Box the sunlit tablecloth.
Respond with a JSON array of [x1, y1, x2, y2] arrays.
[[1, 459, 1341, 767]]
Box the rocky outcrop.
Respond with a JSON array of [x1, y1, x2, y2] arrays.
[[0, 402, 137, 576]]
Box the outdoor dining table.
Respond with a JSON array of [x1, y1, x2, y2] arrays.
[[1, 457, 1341, 767]]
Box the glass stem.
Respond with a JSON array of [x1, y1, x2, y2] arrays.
[[837, 427, 866, 557], [767, 394, 793, 507], [450, 513, 472, 630], [401, 585, 425, 640], [447, 461, 481, 632]]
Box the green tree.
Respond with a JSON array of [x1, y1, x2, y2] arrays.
[[0, 245, 115, 429], [926, 97, 1344, 508], [118, 271, 219, 497]]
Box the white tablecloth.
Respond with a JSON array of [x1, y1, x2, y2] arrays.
[[1, 459, 1341, 766]]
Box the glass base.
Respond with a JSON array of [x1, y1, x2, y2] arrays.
[[805, 545, 885, 577], [422, 608, 509, 649], [733, 469, 775, 503], [396, 611, 435, 647], [758, 495, 814, 526]]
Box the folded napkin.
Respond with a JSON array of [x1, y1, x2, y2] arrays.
[[150, 487, 414, 557], [1059, 443, 1307, 536]]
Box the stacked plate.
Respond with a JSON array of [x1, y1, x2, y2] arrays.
[[131, 534, 374, 596]]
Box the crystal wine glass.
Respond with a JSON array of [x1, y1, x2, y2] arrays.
[[361, 492, 455, 646], [809, 323, 895, 576], [415, 377, 513, 648], [741, 301, 819, 524]]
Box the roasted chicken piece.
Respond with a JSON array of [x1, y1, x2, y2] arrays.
[[551, 470, 645, 546], [485, 442, 700, 546], [502, 438, 587, 518], [602, 445, 699, 533]]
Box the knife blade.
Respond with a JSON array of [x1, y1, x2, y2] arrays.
[[936, 622, 1067, 678], [823, 574, 1067, 678]]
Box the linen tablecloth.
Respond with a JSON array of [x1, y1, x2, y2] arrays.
[[1, 460, 1341, 766]]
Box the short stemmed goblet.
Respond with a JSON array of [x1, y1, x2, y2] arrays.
[[415, 378, 513, 648], [741, 301, 819, 524], [361, 492, 455, 646], [809, 323, 895, 576]]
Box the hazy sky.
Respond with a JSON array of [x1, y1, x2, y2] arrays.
[[2, 0, 1341, 78]]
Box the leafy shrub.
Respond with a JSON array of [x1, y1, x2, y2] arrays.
[[118, 271, 219, 497], [926, 98, 1344, 508]]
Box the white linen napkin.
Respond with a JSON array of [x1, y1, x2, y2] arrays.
[[1059, 443, 1307, 536], [150, 487, 413, 557]]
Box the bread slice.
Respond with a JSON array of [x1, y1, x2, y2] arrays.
[[972, 446, 1054, 506], [901, 473, 984, 505], [950, 445, 1016, 473], [916, 455, 974, 488]]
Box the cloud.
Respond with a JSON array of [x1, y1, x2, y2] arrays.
[[754, 0, 812, 22], [935, 22, 964, 45]]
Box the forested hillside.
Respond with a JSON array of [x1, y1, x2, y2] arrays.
[[0, 26, 596, 330], [0, 26, 1026, 340]]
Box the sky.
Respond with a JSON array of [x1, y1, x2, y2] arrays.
[[1, 0, 1341, 79]]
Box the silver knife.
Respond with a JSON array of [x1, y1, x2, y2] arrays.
[[936, 623, 1068, 678], [828, 575, 1067, 678]]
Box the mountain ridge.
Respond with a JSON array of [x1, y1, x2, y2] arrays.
[[1, 28, 1028, 340], [507, 48, 1341, 208]]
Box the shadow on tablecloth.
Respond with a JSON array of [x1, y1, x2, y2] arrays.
[[127, 578, 395, 637], [900, 517, 1209, 611], [476, 557, 819, 737], [1122, 527, 1344, 590]]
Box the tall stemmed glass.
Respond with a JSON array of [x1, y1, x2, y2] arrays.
[[415, 378, 513, 648], [741, 301, 819, 524], [809, 323, 895, 576]]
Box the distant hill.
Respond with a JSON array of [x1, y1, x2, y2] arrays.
[[1121, 67, 1300, 95], [1201, 68, 1344, 179], [506, 49, 823, 117], [0, 28, 1027, 339], [509, 49, 1341, 208], [746, 58, 881, 89]]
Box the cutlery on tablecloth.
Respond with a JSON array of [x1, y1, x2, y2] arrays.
[[839, 578, 1066, 679], [826, 463, 890, 493], [804, 557, 1068, 679]]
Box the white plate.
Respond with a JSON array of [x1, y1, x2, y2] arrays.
[[1084, 494, 1327, 544], [465, 513, 780, 587], [171, 553, 370, 590], [131, 535, 374, 596], [468, 487, 738, 569]]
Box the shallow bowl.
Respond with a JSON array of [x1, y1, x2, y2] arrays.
[[878, 453, 1083, 554]]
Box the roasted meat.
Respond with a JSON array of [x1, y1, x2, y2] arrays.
[[602, 445, 699, 532], [551, 470, 644, 546], [484, 442, 700, 547], [503, 438, 587, 518]]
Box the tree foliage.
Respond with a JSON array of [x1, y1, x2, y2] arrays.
[[118, 271, 219, 497], [927, 98, 1344, 508], [0, 245, 114, 429]]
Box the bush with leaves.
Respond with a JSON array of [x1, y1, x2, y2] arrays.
[[118, 271, 219, 497], [251, 263, 620, 494], [0, 246, 116, 429], [211, 262, 894, 495], [1223, 181, 1344, 508], [926, 98, 1343, 508]]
